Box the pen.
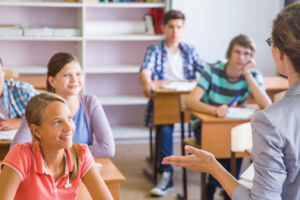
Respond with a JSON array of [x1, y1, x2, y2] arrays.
[[228, 95, 240, 107]]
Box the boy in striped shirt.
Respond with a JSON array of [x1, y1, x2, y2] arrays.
[[186, 34, 271, 200]]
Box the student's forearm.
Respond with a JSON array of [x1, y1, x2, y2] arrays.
[[139, 69, 152, 87], [186, 98, 217, 116], [245, 74, 271, 109], [210, 161, 240, 198]]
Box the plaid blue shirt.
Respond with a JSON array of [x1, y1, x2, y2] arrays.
[[2, 80, 39, 118], [140, 40, 206, 127]]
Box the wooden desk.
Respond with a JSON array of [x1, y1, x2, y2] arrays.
[[189, 111, 252, 200], [264, 76, 288, 101], [15, 75, 47, 90], [190, 111, 251, 158], [0, 140, 11, 160], [248, 76, 288, 103], [152, 80, 191, 125], [78, 158, 126, 200]]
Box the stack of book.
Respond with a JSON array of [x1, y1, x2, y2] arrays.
[[0, 25, 23, 37], [0, 25, 81, 37]]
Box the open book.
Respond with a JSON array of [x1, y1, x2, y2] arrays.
[[226, 107, 256, 119], [161, 81, 197, 91], [0, 129, 18, 140]]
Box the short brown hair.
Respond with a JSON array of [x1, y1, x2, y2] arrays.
[[46, 52, 79, 93], [272, 2, 300, 73], [163, 10, 185, 25], [226, 34, 256, 59]]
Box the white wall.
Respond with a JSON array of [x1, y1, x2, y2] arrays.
[[172, 0, 283, 76]]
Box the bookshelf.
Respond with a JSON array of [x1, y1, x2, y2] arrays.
[[0, 0, 169, 139]]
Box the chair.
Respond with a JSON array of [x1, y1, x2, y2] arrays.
[[274, 90, 286, 102], [4, 69, 19, 80], [230, 122, 252, 178]]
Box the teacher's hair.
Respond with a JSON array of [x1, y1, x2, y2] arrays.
[[272, 2, 300, 73]]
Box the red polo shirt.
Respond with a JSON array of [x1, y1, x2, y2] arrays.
[[1, 142, 94, 200]]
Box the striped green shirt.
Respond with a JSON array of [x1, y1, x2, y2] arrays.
[[198, 61, 265, 106]]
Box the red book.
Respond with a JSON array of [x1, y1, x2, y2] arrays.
[[150, 8, 164, 34]]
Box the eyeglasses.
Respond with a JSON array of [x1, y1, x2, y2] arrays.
[[266, 37, 272, 47]]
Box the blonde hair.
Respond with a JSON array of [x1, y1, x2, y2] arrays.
[[272, 2, 300, 73], [226, 34, 256, 59], [25, 93, 80, 180]]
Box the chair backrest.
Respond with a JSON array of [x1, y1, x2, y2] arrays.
[[231, 122, 252, 152], [274, 90, 286, 102], [179, 94, 189, 112], [179, 94, 191, 123], [4, 69, 19, 80]]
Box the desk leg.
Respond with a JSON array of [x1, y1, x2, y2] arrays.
[[143, 126, 158, 184], [149, 126, 153, 162], [177, 111, 188, 200], [107, 183, 120, 200], [201, 172, 207, 200], [153, 125, 159, 183]]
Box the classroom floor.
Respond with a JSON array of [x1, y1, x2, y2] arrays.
[[111, 142, 225, 200]]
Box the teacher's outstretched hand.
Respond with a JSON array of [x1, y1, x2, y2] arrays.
[[162, 145, 216, 174]]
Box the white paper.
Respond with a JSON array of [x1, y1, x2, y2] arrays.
[[240, 163, 254, 181], [226, 107, 256, 119], [0, 129, 18, 140], [161, 81, 197, 91], [95, 162, 102, 170]]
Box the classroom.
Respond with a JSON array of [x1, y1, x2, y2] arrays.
[[0, 0, 299, 199]]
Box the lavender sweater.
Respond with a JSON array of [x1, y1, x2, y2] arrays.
[[11, 94, 115, 158]]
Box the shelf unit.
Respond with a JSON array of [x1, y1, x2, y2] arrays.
[[0, 0, 169, 138]]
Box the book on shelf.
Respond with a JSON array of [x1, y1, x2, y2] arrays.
[[150, 8, 164, 34], [0, 24, 23, 37], [144, 14, 155, 34]]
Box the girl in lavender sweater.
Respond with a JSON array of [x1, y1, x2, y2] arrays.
[[11, 52, 115, 158]]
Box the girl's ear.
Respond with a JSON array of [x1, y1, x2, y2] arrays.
[[48, 76, 55, 89], [30, 124, 41, 141]]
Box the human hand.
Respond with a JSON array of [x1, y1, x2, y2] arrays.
[[215, 104, 229, 117], [243, 59, 256, 76], [143, 83, 153, 98], [162, 145, 216, 174], [0, 119, 21, 131]]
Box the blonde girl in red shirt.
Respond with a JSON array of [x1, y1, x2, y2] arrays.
[[0, 93, 113, 200]]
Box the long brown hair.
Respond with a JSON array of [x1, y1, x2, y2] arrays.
[[272, 2, 300, 74], [46, 52, 79, 93], [25, 93, 80, 180]]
